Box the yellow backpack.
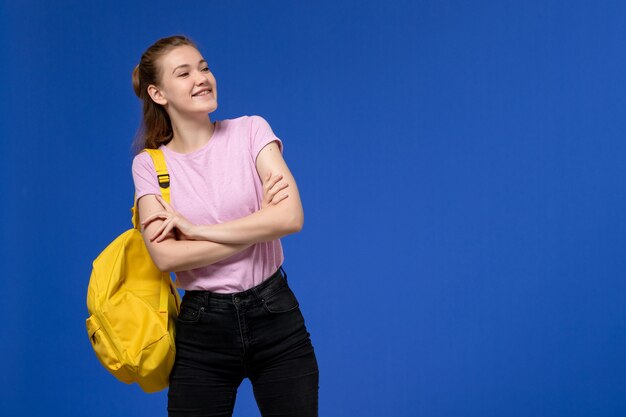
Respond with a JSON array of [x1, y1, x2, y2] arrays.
[[86, 148, 181, 393]]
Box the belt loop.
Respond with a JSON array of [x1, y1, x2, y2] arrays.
[[204, 291, 211, 308], [252, 286, 262, 302], [280, 265, 287, 282]]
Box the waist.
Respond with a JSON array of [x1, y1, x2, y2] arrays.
[[174, 242, 284, 292], [183, 265, 288, 305]]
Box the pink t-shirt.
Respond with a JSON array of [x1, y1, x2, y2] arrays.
[[131, 115, 284, 293]]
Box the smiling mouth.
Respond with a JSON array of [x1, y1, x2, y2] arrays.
[[192, 89, 213, 97]]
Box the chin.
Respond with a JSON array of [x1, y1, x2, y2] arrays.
[[190, 102, 218, 114]]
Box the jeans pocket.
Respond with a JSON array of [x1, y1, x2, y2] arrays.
[[177, 302, 203, 324], [263, 285, 300, 314]]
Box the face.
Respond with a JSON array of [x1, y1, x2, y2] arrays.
[[148, 45, 218, 117]]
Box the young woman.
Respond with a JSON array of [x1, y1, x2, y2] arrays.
[[131, 35, 319, 417]]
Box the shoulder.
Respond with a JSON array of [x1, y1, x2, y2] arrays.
[[131, 150, 155, 174], [248, 114, 271, 127], [248, 115, 278, 139], [225, 115, 277, 145], [226, 114, 271, 128], [132, 150, 151, 164]]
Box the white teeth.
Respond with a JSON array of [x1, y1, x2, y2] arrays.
[[194, 90, 211, 96]]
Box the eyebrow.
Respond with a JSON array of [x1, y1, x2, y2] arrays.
[[172, 59, 208, 74]]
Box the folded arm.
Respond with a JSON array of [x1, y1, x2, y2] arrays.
[[138, 141, 302, 271], [190, 141, 304, 244], [143, 141, 304, 246], [138, 194, 253, 273]]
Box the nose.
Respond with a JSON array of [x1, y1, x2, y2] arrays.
[[195, 70, 210, 85]]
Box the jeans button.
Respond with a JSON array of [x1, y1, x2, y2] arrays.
[[234, 297, 240, 304]]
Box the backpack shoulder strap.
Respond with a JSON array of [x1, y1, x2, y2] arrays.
[[144, 148, 171, 204], [131, 148, 171, 229]]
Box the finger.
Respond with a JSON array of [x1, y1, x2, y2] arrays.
[[141, 211, 166, 226], [267, 182, 289, 201], [272, 193, 289, 206], [269, 173, 283, 189], [151, 221, 165, 241], [262, 174, 278, 205], [142, 215, 166, 231], [271, 193, 289, 205], [262, 173, 284, 207], [272, 181, 289, 193], [156, 220, 176, 243], [264, 173, 283, 193], [151, 216, 171, 241]]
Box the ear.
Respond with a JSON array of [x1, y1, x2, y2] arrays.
[[147, 84, 167, 106]]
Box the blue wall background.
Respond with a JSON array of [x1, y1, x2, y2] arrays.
[[2, 1, 626, 416]]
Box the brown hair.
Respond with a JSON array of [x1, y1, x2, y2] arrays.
[[131, 35, 198, 154]]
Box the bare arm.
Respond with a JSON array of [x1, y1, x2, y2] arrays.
[[144, 141, 304, 245], [138, 194, 253, 273]]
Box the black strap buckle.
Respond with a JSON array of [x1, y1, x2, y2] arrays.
[[157, 173, 170, 188]]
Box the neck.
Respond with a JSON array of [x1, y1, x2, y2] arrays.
[[167, 112, 216, 154]]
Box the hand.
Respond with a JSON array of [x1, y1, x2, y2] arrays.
[[141, 194, 198, 242], [261, 171, 290, 209]]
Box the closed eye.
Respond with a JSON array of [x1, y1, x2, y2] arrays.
[[178, 68, 209, 77]]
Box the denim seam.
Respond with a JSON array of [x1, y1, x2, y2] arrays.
[[233, 301, 250, 376]]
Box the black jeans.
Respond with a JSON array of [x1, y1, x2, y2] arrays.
[[168, 266, 319, 417]]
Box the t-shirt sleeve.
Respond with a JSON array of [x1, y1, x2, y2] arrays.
[[131, 151, 161, 200], [249, 115, 283, 162]]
